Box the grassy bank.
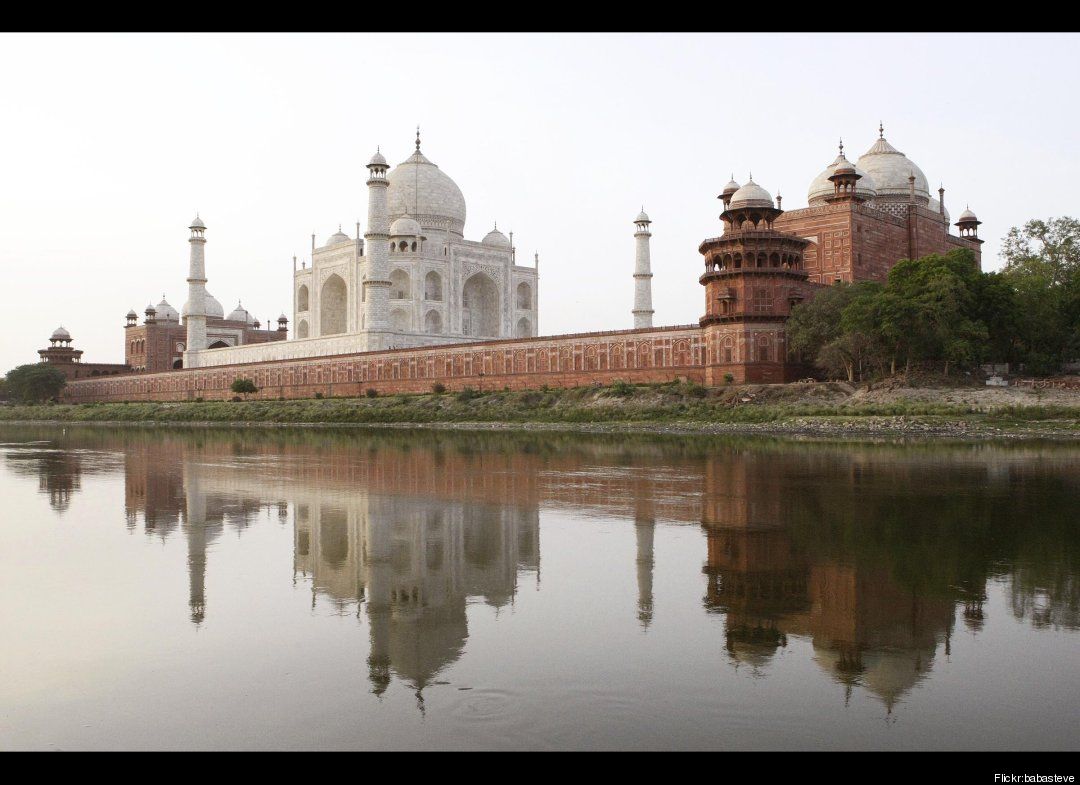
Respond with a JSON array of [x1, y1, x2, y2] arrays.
[[2, 381, 1078, 431]]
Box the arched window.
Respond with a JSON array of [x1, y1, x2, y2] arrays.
[[398, 241, 407, 252], [424, 309, 443, 334], [297, 284, 309, 311], [516, 282, 532, 310], [515, 317, 530, 337], [424, 271, 442, 301]]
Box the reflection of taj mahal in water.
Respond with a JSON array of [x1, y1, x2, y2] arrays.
[[30, 431, 1068, 710]]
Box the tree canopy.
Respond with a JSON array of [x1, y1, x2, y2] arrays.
[[4, 364, 67, 403], [788, 219, 1080, 380], [1000, 217, 1080, 373]]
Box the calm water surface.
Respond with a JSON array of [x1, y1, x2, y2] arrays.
[[1, 425, 1078, 751]]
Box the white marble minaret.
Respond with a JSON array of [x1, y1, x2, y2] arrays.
[[185, 215, 208, 353], [633, 209, 654, 329], [363, 148, 391, 347]]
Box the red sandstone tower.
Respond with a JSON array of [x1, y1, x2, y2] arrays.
[[699, 177, 818, 384]]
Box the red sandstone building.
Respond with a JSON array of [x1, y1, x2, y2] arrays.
[[123, 297, 288, 372], [37, 327, 129, 380], [58, 127, 984, 402]]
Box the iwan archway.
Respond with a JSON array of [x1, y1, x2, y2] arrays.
[[462, 273, 500, 338]]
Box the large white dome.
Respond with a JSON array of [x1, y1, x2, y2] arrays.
[[387, 148, 467, 236], [855, 134, 930, 203]]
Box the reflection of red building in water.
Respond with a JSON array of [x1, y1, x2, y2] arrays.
[[700, 454, 955, 710]]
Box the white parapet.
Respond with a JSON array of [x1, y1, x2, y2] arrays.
[[184, 330, 480, 369]]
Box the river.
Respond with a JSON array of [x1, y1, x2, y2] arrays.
[[1, 425, 1077, 750]]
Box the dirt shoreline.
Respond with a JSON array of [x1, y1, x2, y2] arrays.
[[1, 416, 1077, 442]]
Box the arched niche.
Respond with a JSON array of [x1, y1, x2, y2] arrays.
[[320, 274, 347, 335], [462, 272, 500, 338]]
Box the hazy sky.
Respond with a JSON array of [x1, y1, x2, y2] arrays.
[[2, 33, 1076, 371]]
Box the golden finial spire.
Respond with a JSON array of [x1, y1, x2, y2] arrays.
[[879, 121, 885, 139], [415, 125, 421, 152]]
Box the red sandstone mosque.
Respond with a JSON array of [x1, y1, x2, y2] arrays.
[[45, 126, 984, 401]]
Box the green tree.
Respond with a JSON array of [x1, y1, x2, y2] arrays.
[[1001, 217, 1080, 372], [972, 272, 1022, 365], [787, 282, 858, 371], [4, 364, 67, 403], [882, 250, 986, 374], [230, 377, 258, 400]]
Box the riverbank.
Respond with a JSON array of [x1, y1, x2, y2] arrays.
[[3, 380, 1078, 439]]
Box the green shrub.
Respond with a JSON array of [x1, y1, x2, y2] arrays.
[[724, 373, 735, 385], [365, 388, 378, 398], [684, 381, 708, 398], [457, 387, 480, 402], [230, 378, 257, 398], [432, 383, 447, 394], [609, 379, 635, 397], [314, 392, 324, 399]]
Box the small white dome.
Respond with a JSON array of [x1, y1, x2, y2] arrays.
[[390, 215, 422, 237], [325, 230, 351, 247], [369, 149, 387, 167], [958, 206, 978, 222], [808, 154, 877, 205], [482, 226, 511, 248], [189, 215, 205, 229], [182, 290, 225, 319], [729, 180, 774, 209], [635, 210, 651, 223], [928, 198, 952, 224], [51, 326, 71, 341], [227, 303, 255, 324], [155, 298, 180, 322], [277, 313, 289, 322], [126, 309, 137, 318], [721, 178, 741, 196]]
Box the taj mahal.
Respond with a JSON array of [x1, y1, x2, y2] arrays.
[[294, 130, 538, 348], [177, 129, 540, 373]]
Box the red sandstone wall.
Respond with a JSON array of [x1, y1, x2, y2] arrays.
[[775, 203, 982, 284], [65, 325, 715, 403]]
